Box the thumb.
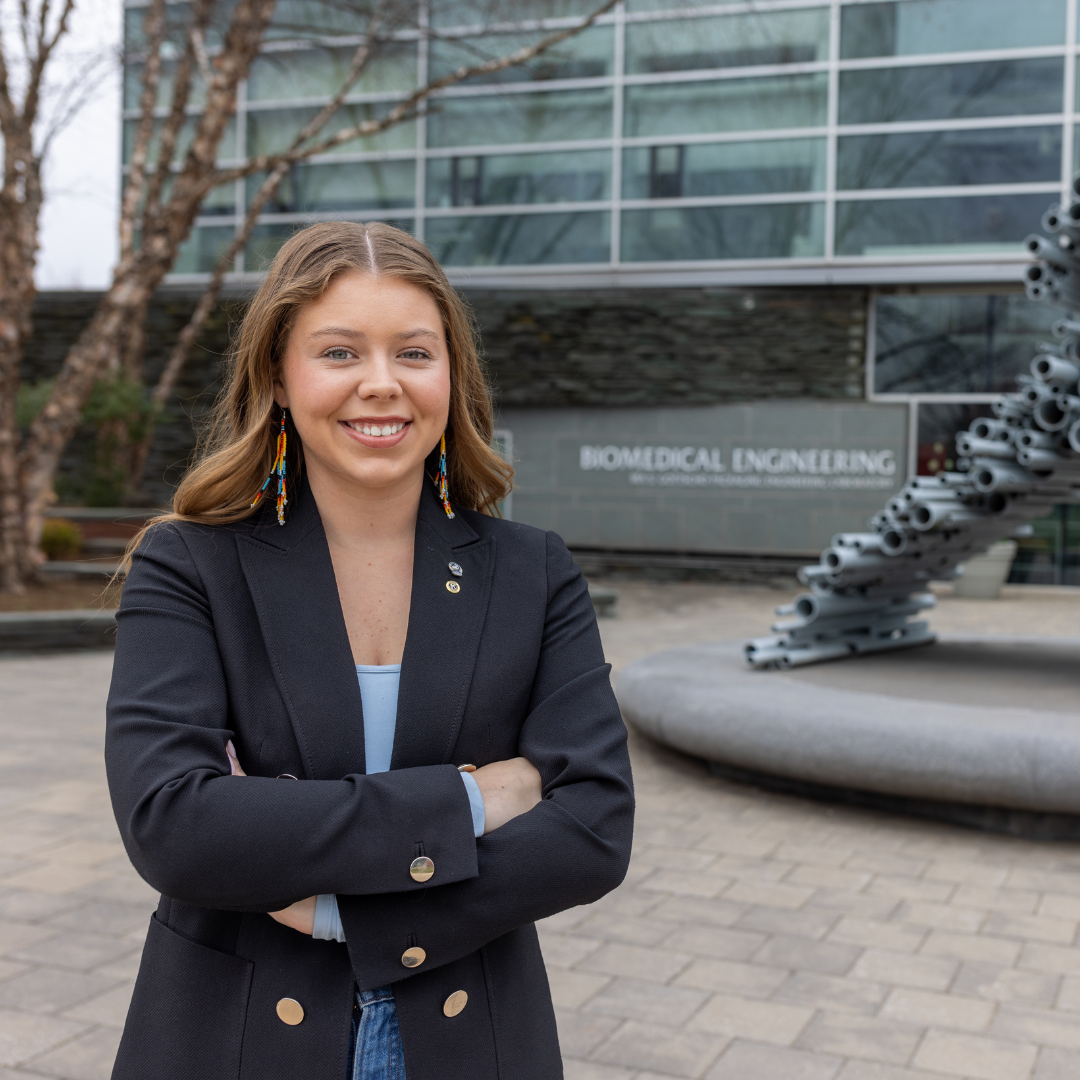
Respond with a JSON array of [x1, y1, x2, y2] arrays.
[[226, 740, 246, 777]]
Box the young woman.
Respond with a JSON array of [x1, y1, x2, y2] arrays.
[[105, 222, 634, 1080]]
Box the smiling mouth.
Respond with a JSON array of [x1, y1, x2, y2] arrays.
[[343, 420, 409, 438]]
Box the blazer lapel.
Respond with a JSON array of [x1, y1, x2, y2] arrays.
[[236, 482, 367, 780], [392, 485, 494, 770]]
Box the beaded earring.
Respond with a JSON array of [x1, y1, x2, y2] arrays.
[[251, 411, 288, 526], [437, 432, 455, 520]]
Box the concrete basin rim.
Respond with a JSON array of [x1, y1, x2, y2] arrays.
[[615, 636, 1080, 814]]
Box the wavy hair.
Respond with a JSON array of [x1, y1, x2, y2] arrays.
[[124, 221, 512, 566]]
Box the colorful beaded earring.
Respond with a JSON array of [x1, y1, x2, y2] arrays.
[[437, 432, 455, 519], [251, 411, 288, 525]]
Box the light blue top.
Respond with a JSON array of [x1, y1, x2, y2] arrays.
[[312, 665, 485, 943]]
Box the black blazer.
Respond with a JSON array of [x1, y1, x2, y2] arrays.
[[105, 478, 634, 1080]]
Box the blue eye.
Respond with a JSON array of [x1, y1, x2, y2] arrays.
[[326, 348, 351, 360]]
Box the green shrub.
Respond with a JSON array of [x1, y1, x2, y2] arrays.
[[40, 518, 83, 561], [16, 379, 55, 428]]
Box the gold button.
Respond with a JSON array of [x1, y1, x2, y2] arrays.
[[446, 580, 461, 593], [410, 856, 434, 882], [401, 946, 427, 968], [443, 990, 468, 1017], [276, 998, 304, 1025]]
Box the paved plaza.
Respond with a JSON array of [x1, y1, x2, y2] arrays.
[[0, 582, 1079, 1079]]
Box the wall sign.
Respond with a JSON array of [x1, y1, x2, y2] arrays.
[[499, 402, 908, 556], [578, 444, 897, 490]]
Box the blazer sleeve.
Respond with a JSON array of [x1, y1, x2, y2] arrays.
[[337, 530, 635, 987], [105, 524, 479, 911]]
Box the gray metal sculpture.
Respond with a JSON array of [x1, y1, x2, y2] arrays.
[[745, 177, 1080, 669]]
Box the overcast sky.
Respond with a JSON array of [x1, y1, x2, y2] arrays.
[[36, 0, 122, 291]]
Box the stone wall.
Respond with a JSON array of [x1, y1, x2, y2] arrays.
[[472, 288, 868, 408], [24, 285, 869, 506]]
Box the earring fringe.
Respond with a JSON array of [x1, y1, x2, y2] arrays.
[[438, 432, 454, 519], [251, 412, 288, 525]]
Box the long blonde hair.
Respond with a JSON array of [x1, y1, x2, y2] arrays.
[[126, 221, 513, 563]]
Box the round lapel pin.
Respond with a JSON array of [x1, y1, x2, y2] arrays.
[[446, 580, 461, 594]]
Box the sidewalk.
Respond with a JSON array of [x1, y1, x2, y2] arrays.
[[0, 585, 1078, 1079]]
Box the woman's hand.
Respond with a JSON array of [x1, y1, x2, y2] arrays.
[[269, 896, 316, 935], [225, 741, 315, 935], [226, 740, 246, 776], [473, 757, 542, 834]]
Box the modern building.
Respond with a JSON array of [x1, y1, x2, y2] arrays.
[[120, 0, 1080, 582]]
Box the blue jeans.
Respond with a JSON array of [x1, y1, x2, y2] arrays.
[[350, 985, 407, 1080]]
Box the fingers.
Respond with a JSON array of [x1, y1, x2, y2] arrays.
[[226, 740, 246, 777], [269, 896, 316, 935]]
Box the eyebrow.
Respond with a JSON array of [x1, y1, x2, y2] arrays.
[[309, 327, 364, 339], [394, 328, 441, 342], [306, 327, 441, 342]]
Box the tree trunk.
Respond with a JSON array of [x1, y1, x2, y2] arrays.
[[14, 0, 277, 552], [0, 124, 44, 592], [18, 265, 160, 547], [0, 326, 31, 593]]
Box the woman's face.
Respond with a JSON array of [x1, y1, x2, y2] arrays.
[[274, 271, 451, 498]]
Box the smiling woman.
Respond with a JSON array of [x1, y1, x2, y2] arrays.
[[105, 222, 634, 1080]]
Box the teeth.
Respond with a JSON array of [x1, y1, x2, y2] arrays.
[[350, 422, 404, 437]]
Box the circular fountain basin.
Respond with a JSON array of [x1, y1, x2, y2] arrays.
[[617, 635, 1080, 819]]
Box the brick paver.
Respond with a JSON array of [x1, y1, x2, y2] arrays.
[[0, 582, 1078, 1078]]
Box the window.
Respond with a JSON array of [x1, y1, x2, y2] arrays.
[[624, 73, 828, 138], [428, 26, 613, 84], [429, 0, 595, 28], [174, 226, 237, 274], [648, 146, 684, 199], [621, 203, 824, 262], [247, 44, 416, 101], [625, 8, 829, 74], [247, 161, 416, 214], [836, 193, 1051, 257], [246, 106, 415, 157], [122, 116, 238, 165], [426, 212, 610, 265], [841, 0, 1068, 59], [839, 58, 1064, 125], [837, 126, 1062, 190], [426, 90, 613, 148], [427, 150, 610, 207], [1009, 506, 1080, 586], [624, 138, 826, 199], [915, 402, 992, 475], [872, 293, 1070, 395]]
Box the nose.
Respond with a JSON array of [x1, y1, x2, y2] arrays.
[[355, 351, 402, 400]]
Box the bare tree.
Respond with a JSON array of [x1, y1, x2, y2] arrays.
[[0, 0, 616, 591], [0, 0, 114, 590]]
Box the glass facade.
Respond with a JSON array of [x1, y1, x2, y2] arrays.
[[120, 0, 1079, 276], [872, 290, 1080, 585]]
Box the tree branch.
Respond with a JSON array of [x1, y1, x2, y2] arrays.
[[141, 0, 217, 235], [22, 0, 74, 125], [150, 0, 277, 260], [118, 0, 168, 259], [209, 0, 618, 190], [145, 10, 389, 418], [0, 23, 16, 132], [37, 45, 116, 159]]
